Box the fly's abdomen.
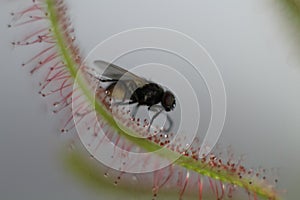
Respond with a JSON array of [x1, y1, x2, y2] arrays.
[[106, 80, 139, 102], [106, 82, 127, 100]]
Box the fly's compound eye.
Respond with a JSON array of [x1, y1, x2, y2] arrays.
[[162, 91, 176, 112]]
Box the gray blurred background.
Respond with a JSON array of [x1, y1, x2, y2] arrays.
[[1, 0, 300, 199]]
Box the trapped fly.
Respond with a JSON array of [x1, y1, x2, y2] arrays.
[[93, 60, 176, 132]]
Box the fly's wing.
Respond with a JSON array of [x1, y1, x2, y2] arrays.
[[94, 60, 149, 88]]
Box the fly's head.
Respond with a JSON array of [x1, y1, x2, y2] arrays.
[[161, 91, 176, 112]]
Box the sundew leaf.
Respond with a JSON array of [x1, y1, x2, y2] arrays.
[[281, 0, 300, 15], [10, 0, 282, 199], [274, 0, 300, 31], [63, 147, 246, 200]]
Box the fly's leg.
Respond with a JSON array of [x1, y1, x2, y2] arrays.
[[147, 105, 164, 132], [130, 104, 140, 118], [163, 114, 173, 132], [99, 78, 119, 82], [147, 105, 173, 132], [128, 90, 140, 118]]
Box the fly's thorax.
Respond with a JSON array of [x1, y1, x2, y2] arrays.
[[133, 83, 164, 106]]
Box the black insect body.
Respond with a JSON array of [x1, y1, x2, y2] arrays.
[[93, 60, 176, 132], [131, 83, 164, 108]]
